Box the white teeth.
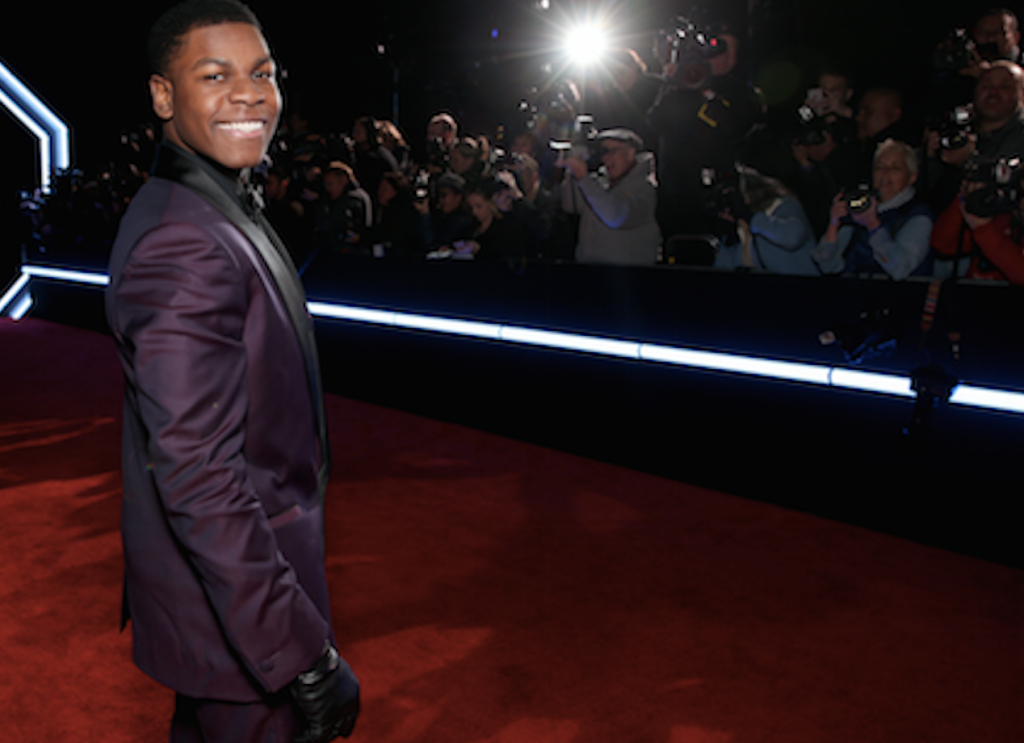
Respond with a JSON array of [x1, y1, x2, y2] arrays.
[[218, 121, 264, 132]]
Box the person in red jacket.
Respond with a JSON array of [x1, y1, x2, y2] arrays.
[[931, 190, 1024, 283]]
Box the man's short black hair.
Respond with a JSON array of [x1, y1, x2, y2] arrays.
[[148, 0, 262, 76]]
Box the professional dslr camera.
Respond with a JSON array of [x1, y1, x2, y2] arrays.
[[699, 167, 745, 218], [655, 16, 727, 90], [424, 137, 450, 171], [928, 104, 974, 150], [962, 155, 1024, 217], [411, 170, 431, 202], [699, 166, 749, 244], [518, 77, 580, 133], [842, 183, 878, 214], [550, 114, 599, 168], [933, 28, 978, 70], [794, 104, 831, 146]]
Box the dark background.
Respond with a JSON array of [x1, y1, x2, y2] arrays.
[[0, 0, 984, 176], [0, 0, 984, 275]]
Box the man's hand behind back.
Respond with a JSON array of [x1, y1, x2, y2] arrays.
[[290, 645, 360, 742]]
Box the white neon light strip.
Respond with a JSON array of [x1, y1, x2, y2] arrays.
[[0, 87, 51, 192], [949, 384, 1024, 414], [0, 58, 72, 193], [21, 265, 110, 286], [9, 294, 34, 321], [0, 272, 31, 315], [829, 368, 915, 398], [13, 266, 1024, 415]]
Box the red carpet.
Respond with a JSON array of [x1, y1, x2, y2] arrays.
[[1, 317, 1021, 742]]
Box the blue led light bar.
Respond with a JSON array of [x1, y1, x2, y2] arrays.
[[0, 57, 72, 193], [9, 265, 1024, 416]]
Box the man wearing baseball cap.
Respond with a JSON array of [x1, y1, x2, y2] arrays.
[[560, 128, 662, 265]]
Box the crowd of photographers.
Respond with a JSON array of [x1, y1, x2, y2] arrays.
[[18, 7, 1024, 285]]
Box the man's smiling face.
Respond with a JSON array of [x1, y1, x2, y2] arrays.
[[149, 21, 280, 171]]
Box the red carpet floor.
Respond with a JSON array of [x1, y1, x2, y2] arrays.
[[1, 317, 1021, 742]]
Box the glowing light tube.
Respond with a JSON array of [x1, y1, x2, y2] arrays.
[[500, 326, 641, 358], [21, 265, 109, 286], [0, 87, 51, 190], [0, 58, 71, 193], [306, 302, 394, 325], [949, 384, 1024, 414], [0, 273, 31, 315], [9, 293, 34, 321], [641, 344, 833, 385], [10, 264, 1024, 416], [829, 368, 915, 398], [395, 313, 503, 340]]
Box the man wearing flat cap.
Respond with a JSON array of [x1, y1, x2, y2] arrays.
[[560, 128, 662, 265]]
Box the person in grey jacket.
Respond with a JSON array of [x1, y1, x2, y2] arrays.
[[560, 128, 662, 265], [712, 165, 821, 275]]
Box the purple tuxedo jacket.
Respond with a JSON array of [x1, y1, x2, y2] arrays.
[[106, 144, 334, 702]]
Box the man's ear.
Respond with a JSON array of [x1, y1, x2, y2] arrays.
[[149, 74, 174, 121]]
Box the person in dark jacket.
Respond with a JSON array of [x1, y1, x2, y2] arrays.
[[106, 2, 359, 740]]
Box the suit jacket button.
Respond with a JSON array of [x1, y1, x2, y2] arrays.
[[259, 660, 274, 673]]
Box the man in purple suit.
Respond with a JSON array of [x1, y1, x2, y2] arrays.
[[105, 2, 359, 741]]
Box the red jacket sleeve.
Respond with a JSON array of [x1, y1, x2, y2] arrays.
[[972, 217, 1024, 284], [930, 199, 968, 257]]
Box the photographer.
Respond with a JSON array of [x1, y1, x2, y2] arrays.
[[791, 71, 861, 236], [560, 128, 661, 265], [584, 47, 661, 149], [493, 153, 573, 261], [365, 171, 418, 258], [647, 23, 762, 250], [459, 176, 529, 264], [814, 139, 934, 279], [931, 176, 1024, 282], [449, 136, 488, 192], [711, 166, 820, 275], [422, 112, 459, 175], [805, 69, 856, 126], [311, 161, 373, 254], [351, 116, 400, 205], [925, 61, 1024, 209], [412, 172, 475, 255]]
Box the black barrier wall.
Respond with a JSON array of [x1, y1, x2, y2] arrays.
[[16, 257, 1024, 566]]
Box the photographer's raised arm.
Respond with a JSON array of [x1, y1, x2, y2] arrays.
[[574, 170, 655, 229]]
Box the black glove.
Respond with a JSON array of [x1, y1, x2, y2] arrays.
[[290, 644, 360, 743]]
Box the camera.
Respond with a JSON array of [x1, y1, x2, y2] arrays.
[[963, 156, 1023, 217], [488, 145, 518, 171], [934, 28, 977, 71], [424, 137, 450, 171], [928, 104, 974, 150], [412, 170, 431, 202], [699, 167, 743, 215], [550, 114, 598, 166], [795, 104, 830, 146], [843, 183, 877, 213], [518, 78, 580, 132], [656, 16, 726, 90]]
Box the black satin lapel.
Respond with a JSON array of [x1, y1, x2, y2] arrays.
[[152, 145, 331, 498]]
